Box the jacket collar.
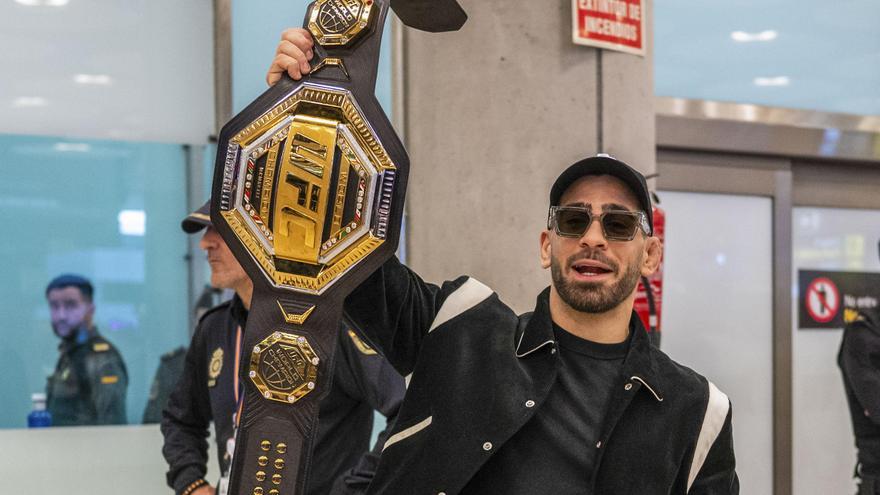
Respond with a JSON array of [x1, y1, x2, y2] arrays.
[[515, 287, 665, 401], [58, 326, 96, 353], [515, 288, 555, 358], [621, 314, 665, 402]]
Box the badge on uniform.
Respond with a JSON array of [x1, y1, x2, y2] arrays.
[[208, 347, 224, 388]]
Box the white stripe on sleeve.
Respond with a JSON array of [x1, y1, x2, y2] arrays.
[[687, 381, 730, 492], [428, 278, 493, 333], [382, 416, 433, 452]]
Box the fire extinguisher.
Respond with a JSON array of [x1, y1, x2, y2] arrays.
[[634, 191, 664, 347]]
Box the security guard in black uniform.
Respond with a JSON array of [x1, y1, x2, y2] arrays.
[[840, 307, 880, 495], [45, 274, 128, 426], [162, 202, 405, 495], [839, 243, 880, 495]]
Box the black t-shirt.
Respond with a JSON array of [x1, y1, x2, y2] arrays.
[[461, 323, 629, 494]]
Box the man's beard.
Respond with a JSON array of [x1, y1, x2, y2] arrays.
[[551, 249, 642, 313], [52, 322, 81, 340]]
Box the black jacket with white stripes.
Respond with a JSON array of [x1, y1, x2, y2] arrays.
[[344, 257, 739, 494]]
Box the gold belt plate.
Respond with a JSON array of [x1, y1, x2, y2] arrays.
[[219, 84, 397, 294]]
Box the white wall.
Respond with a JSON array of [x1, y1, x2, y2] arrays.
[[659, 190, 774, 494], [0, 425, 219, 494], [0, 0, 214, 143]]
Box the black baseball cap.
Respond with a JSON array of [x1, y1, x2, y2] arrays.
[[181, 200, 212, 234], [549, 154, 654, 235]]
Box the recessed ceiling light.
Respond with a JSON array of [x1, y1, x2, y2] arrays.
[[12, 96, 48, 108], [53, 142, 91, 152], [753, 76, 790, 87], [74, 74, 113, 85], [15, 0, 69, 6], [731, 30, 778, 42]]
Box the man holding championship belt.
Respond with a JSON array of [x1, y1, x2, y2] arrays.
[[265, 28, 739, 495]]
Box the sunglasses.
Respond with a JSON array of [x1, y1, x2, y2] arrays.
[[548, 206, 650, 241]]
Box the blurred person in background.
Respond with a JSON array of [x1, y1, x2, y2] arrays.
[[142, 345, 186, 424], [143, 286, 220, 424], [45, 274, 128, 426], [161, 200, 404, 495], [839, 240, 880, 495]]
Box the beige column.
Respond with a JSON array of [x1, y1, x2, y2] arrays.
[[399, 0, 655, 311]]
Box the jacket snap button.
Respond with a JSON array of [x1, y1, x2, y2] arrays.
[[525, 400, 535, 408], [483, 442, 493, 451], [624, 383, 633, 391], [596, 441, 602, 448]]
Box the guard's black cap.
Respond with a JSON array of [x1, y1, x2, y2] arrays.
[[181, 200, 212, 234], [549, 154, 654, 235]]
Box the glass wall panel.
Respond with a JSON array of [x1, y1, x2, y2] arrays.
[[0, 0, 214, 491], [792, 206, 880, 495], [0, 134, 191, 428], [0, 0, 213, 143], [659, 190, 774, 494], [655, 0, 880, 115]]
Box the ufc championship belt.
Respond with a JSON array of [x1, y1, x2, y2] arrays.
[[210, 2, 466, 494]]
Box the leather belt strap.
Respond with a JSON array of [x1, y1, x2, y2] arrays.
[[211, 2, 465, 494]]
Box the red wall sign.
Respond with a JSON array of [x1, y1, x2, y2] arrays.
[[572, 0, 646, 56]]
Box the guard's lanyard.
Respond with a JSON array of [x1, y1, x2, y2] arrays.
[[221, 325, 246, 495], [233, 325, 244, 427]]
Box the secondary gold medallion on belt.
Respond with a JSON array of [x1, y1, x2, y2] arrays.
[[307, 0, 374, 47], [249, 332, 319, 404]]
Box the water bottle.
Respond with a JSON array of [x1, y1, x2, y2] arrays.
[[27, 393, 52, 428]]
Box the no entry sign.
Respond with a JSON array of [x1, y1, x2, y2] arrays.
[[572, 0, 646, 56], [805, 277, 840, 324], [798, 270, 880, 329]]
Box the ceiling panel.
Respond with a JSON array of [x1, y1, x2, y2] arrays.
[[655, 0, 880, 116], [0, 0, 214, 143]]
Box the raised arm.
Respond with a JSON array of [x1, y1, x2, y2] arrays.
[[344, 256, 471, 378]]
